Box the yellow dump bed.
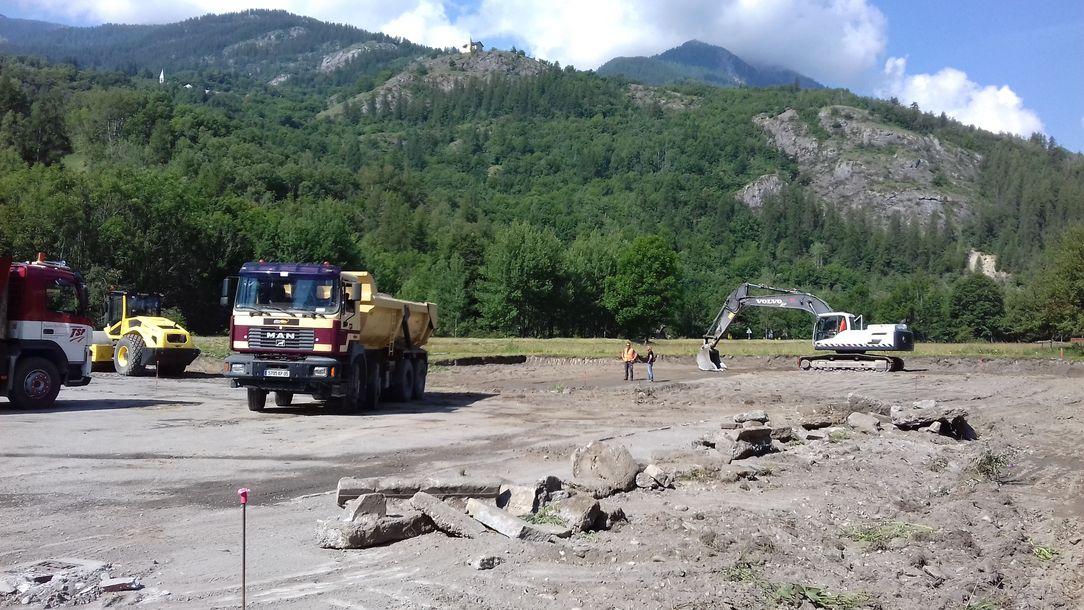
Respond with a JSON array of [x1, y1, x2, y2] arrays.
[[344, 271, 437, 350]]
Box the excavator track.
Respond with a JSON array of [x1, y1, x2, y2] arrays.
[[797, 354, 904, 372]]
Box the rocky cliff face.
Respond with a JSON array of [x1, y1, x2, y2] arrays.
[[748, 106, 981, 220]]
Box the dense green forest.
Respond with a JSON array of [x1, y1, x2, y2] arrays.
[[0, 12, 1081, 341]]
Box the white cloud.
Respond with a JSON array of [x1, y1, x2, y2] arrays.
[[879, 57, 1044, 137], [13, 0, 888, 84]]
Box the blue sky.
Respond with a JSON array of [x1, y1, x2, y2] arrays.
[[4, 0, 1082, 150]]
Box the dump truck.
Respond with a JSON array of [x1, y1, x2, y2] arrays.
[[90, 291, 200, 376], [0, 253, 93, 408], [222, 261, 437, 412]]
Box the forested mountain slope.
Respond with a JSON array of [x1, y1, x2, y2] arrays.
[[0, 12, 1080, 342]]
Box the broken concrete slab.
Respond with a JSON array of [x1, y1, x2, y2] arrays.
[[497, 484, 539, 517], [734, 410, 769, 423], [719, 421, 740, 430], [533, 523, 573, 538], [316, 511, 435, 549], [342, 493, 386, 522], [770, 426, 795, 442], [797, 404, 845, 429], [890, 401, 969, 430], [846, 411, 881, 434], [635, 471, 658, 489], [566, 477, 621, 498], [570, 441, 639, 492], [410, 492, 487, 538], [714, 427, 775, 463], [99, 577, 141, 592], [473, 555, 502, 570], [336, 476, 502, 506], [551, 494, 602, 532], [466, 499, 553, 542]]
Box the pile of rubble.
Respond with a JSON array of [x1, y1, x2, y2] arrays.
[[316, 441, 638, 551], [0, 559, 144, 608]]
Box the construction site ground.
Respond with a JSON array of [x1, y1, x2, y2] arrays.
[[1, 356, 1082, 609]]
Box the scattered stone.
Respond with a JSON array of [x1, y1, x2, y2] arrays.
[[533, 523, 573, 538], [473, 555, 502, 570], [797, 404, 844, 429], [635, 472, 658, 489], [846, 392, 893, 416], [336, 476, 502, 506], [566, 477, 620, 498], [316, 511, 435, 549], [742, 420, 764, 429], [552, 494, 602, 532], [342, 493, 386, 522], [536, 475, 563, 503], [99, 577, 141, 593], [770, 426, 795, 442], [922, 421, 943, 434], [846, 412, 881, 434], [719, 421, 740, 430], [0, 578, 17, 595], [570, 441, 640, 492], [800, 429, 827, 441], [714, 427, 775, 463], [642, 464, 674, 488], [409, 492, 487, 538], [716, 463, 757, 482], [734, 410, 769, 423], [466, 499, 553, 541], [497, 484, 539, 517], [601, 507, 627, 530]]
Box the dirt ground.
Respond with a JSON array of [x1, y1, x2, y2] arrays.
[[1, 356, 1082, 609]]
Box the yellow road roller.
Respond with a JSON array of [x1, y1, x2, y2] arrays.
[[90, 291, 200, 376]]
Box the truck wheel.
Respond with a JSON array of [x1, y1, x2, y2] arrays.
[[342, 362, 367, 413], [9, 357, 61, 409], [247, 388, 267, 412], [362, 362, 382, 411], [411, 358, 427, 400], [274, 391, 293, 406], [388, 360, 413, 402], [114, 334, 147, 376]]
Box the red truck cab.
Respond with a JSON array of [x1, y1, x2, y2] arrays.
[[1, 254, 94, 408]]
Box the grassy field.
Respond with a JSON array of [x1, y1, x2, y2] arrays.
[[194, 336, 1083, 362]]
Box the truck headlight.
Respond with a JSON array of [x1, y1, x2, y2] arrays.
[[230, 363, 247, 374], [312, 366, 328, 377]]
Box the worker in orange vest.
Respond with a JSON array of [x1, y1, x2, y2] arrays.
[[621, 341, 638, 381]]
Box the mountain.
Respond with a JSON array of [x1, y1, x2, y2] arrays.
[[0, 10, 426, 86], [0, 14, 1080, 342], [598, 40, 821, 89]]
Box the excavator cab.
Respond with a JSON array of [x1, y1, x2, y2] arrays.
[[813, 313, 858, 341]]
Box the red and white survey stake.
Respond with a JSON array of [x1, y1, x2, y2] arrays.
[[238, 488, 250, 608]]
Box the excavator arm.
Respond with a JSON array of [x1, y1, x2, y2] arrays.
[[698, 283, 833, 371]]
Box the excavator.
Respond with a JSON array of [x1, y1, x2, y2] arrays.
[[697, 283, 913, 372]]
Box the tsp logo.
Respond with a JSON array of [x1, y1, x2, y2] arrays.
[[69, 327, 87, 341]]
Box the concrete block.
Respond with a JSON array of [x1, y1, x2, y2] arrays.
[[336, 476, 502, 506], [552, 494, 602, 532], [316, 511, 435, 549], [497, 484, 539, 517], [342, 493, 386, 522], [466, 498, 553, 542], [100, 577, 141, 592], [409, 491, 487, 538]]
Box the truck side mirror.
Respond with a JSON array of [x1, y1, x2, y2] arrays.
[[220, 276, 236, 308], [345, 283, 361, 302]]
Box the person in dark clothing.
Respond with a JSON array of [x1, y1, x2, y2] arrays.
[[645, 347, 657, 382]]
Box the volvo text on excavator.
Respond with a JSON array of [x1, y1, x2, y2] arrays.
[[697, 283, 914, 372]]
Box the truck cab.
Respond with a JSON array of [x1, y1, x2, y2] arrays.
[[1, 254, 94, 408]]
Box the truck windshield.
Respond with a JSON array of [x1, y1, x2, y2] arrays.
[[235, 274, 340, 314]]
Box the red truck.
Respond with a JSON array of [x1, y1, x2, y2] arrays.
[[0, 253, 94, 408]]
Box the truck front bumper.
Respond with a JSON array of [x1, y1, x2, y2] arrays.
[[224, 354, 342, 394]]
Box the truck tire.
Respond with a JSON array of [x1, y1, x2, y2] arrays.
[[114, 334, 147, 376], [9, 357, 61, 409], [362, 362, 381, 411], [274, 391, 293, 406], [387, 359, 413, 402], [411, 358, 427, 400], [342, 362, 365, 413], [247, 388, 267, 412]]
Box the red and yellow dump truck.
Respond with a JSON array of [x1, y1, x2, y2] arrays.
[[0, 254, 93, 408], [223, 261, 437, 412]]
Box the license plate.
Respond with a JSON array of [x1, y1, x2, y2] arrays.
[[264, 369, 290, 378]]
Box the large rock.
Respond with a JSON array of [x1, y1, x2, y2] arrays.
[[316, 511, 435, 549], [551, 494, 602, 532], [734, 410, 769, 423], [797, 404, 845, 429], [714, 427, 775, 463], [642, 464, 674, 488], [410, 492, 487, 538], [890, 400, 969, 430], [570, 441, 639, 492], [846, 411, 881, 434], [466, 499, 553, 542], [497, 484, 539, 517], [846, 392, 894, 416], [336, 476, 502, 506]]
